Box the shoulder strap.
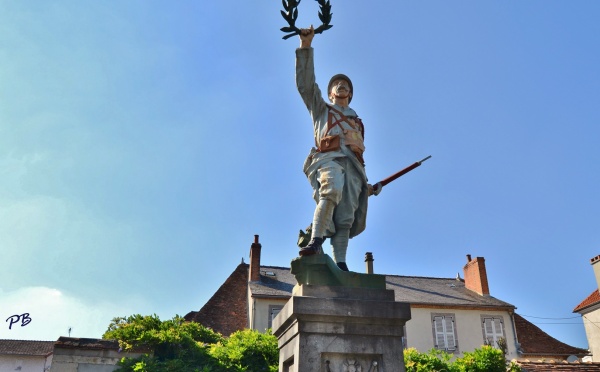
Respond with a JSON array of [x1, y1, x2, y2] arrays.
[[326, 105, 350, 132], [327, 105, 364, 137], [355, 117, 364, 139]]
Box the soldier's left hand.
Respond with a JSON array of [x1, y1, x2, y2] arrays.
[[368, 183, 382, 196]]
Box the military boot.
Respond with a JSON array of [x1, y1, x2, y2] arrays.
[[336, 262, 349, 271], [299, 237, 324, 256]]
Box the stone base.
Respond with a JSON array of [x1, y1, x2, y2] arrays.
[[291, 254, 386, 289], [273, 285, 411, 372]]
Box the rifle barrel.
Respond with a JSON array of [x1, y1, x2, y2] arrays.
[[376, 155, 431, 189]]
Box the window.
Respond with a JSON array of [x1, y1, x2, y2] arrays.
[[268, 306, 282, 329], [431, 313, 458, 352], [481, 316, 506, 346]]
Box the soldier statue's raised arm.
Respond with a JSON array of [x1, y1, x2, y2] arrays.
[[296, 26, 381, 272]]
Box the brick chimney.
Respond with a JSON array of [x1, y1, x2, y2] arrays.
[[249, 235, 262, 282], [365, 252, 374, 274], [590, 255, 600, 290], [463, 254, 490, 296]]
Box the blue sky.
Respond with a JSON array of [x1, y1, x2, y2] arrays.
[[1, 1, 598, 350]]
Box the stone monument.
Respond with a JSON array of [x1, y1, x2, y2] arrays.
[[273, 254, 411, 371], [273, 2, 412, 370]]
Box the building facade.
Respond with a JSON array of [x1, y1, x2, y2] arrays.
[[0, 340, 53, 372], [186, 236, 588, 361], [574, 255, 600, 362]]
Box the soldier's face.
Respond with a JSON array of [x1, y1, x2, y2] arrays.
[[330, 79, 351, 101], [330, 79, 350, 95]]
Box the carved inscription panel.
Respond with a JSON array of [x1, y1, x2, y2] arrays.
[[322, 353, 381, 372]]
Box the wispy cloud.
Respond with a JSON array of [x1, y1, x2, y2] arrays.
[[0, 286, 137, 341]]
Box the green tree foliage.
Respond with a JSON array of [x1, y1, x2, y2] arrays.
[[403, 346, 522, 372], [103, 314, 278, 372], [404, 348, 453, 372], [209, 329, 278, 372], [452, 346, 510, 372], [104, 314, 522, 372]]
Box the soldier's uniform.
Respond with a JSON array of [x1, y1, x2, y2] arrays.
[[296, 46, 370, 267]]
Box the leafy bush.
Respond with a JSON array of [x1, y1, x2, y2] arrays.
[[403, 346, 521, 372], [404, 347, 453, 372], [104, 314, 522, 372], [209, 329, 278, 372], [452, 346, 507, 372], [103, 314, 278, 372], [104, 314, 223, 359]]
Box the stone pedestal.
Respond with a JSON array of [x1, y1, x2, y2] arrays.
[[273, 255, 411, 372]]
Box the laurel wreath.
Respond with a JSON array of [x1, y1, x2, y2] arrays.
[[280, 0, 333, 40]]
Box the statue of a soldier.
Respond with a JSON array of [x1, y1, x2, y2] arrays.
[[296, 26, 381, 271]]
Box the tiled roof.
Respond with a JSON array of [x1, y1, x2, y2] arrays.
[[190, 263, 585, 360], [54, 337, 120, 350], [248, 266, 296, 298], [195, 265, 515, 335], [53, 337, 151, 353], [250, 268, 515, 309], [185, 263, 250, 336], [574, 289, 600, 313], [513, 314, 588, 357], [516, 360, 600, 371], [386, 275, 514, 308], [0, 339, 54, 356]]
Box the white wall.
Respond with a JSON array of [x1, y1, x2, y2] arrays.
[[249, 295, 519, 360], [406, 307, 518, 360], [250, 297, 289, 333], [49, 349, 146, 372], [0, 354, 52, 372], [581, 307, 600, 361]]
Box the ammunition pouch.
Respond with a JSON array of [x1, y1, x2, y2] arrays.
[[342, 128, 365, 164], [318, 135, 341, 152]]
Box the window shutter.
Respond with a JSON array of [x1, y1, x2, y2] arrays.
[[433, 316, 447, 349], [268, 307, 282, 329], [494, 318, 503, 336], [483, 317, 504, 345], [271, 308, 281, 320], [433, 315, 456, 351], [484, 318, 494, 344], [445, 316, 456, 351]]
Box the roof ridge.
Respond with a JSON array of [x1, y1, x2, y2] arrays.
[[259, 265, 292, 270], [257, 265, 458, 280], [385, 274, 458, 280], [574, 289, 600, 313]]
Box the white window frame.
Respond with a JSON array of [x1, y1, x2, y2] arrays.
[[481, 315, 506, 347], [268, 305, 282, 329], [431, 313, 459, 353]]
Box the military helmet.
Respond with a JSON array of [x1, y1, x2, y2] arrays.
[[328, 74, 353, 103]]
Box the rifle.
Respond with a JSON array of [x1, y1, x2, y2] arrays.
[[373, 155, 431, 193]]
